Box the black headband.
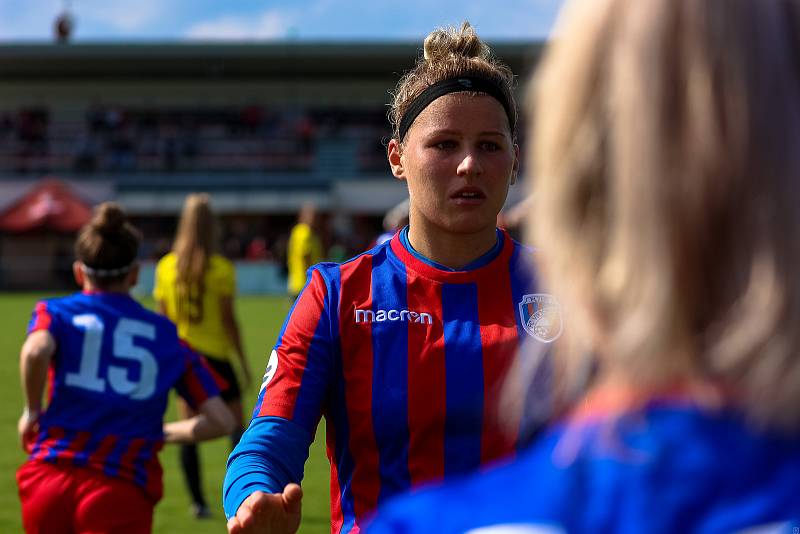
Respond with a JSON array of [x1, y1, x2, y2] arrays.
[[398, 76, 515, 141]]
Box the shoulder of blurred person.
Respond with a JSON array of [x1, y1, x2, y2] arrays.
[[368, 400, 800, 533]]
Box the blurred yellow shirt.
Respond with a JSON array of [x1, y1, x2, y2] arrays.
[[153, 252, 235, 360], [287, 222, 322, 296]]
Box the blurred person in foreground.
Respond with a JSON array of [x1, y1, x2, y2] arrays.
[[368, 0, 800, 532], [286, 202, 323, 301], [223, 22, 559, 534], [17, 202, 233, 534], [154, 193, 252, 518]]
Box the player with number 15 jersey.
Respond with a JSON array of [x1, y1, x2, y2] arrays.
[[23, 292, 216, 500], [17, 203, 233, 534]]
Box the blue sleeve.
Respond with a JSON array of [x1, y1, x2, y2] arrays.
[[222, 416, 313, 519]]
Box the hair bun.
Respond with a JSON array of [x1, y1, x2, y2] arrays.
[[423, 22, 488, 62], [91, 202, 127, 237]]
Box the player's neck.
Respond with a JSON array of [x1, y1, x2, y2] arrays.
[[406, 221, 498, 271], [82, 280, 130, 294]]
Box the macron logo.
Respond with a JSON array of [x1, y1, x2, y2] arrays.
[[354, 308, 433, 325]]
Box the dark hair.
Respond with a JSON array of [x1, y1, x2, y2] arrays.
[[389, 22, 517, 141], [75, 202, 141, 287]]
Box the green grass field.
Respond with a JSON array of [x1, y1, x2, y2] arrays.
[[0, 294, 331, 534]]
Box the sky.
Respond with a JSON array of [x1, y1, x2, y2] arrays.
[[0, 0, 564, 42]]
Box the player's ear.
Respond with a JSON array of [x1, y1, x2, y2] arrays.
[[72, 261, 84, 288], [388, 139, 406, 181]]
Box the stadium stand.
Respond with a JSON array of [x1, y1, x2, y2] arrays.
[[0, 42, 540, 290]]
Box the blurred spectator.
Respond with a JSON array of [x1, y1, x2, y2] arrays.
[[72, 133, 99, 173], [15, 108, 49, 174], [161, 123, 179, 172], [86, 104, 105, 133], [0, 113, 13, 141], [245, 237, 270, 260], [3, 103, 392, 175], [223, 218, 251, 259], [295, 114, 317, 154], [240, 104, 264, 135], [104, 106, 124, 131], [108, 125, 136, 171], [179, 121, 199, 159], [53, 10, 74, 43]]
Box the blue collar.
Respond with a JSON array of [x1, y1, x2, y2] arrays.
[[398, 226, 504, 272]]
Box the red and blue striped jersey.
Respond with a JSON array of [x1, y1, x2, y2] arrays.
[[225, 228, 560, 532], [26, 291, 220, 502]]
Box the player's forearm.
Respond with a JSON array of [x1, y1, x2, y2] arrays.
[[20, 331, 55, 412], [163, 417, 208, 443], [21, 360, 48, 412], [164, 414, 229, 443], [164, 396, 235, 443], [223, 417, 312, 520]]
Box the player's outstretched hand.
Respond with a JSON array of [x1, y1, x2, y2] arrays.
[[227, 483, 303, 534]]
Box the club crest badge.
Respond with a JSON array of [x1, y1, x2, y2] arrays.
[[518, 293, 563, 343]]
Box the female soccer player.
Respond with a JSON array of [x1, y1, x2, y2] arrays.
[[223, 22, 562, 534], [368, 0, 800, 532], [154, 193, 252, 518], [287, 202, 323, 301], [17, 202, 234, 534]]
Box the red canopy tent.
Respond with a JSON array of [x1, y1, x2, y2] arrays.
[[0, 178, 92, 233]]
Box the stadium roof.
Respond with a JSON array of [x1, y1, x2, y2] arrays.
[[0, 41, 543, 81]]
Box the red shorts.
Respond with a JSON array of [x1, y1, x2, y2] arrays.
[[17, 461, 154, 534]]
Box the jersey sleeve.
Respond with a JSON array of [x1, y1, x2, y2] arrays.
[[27, 300, 62, 337], [249, 267, 334, 432], [223, 268, 334, 516], [173, 343, 222, 409], [223, 416, 313, 519]]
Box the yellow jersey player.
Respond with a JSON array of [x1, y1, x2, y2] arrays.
[[154, 193, 251, 519], [286, 202, 323, 300]]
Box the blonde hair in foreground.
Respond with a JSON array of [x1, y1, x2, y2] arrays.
[[172, 193, 217, 292], [529, 0, 800, 429]]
